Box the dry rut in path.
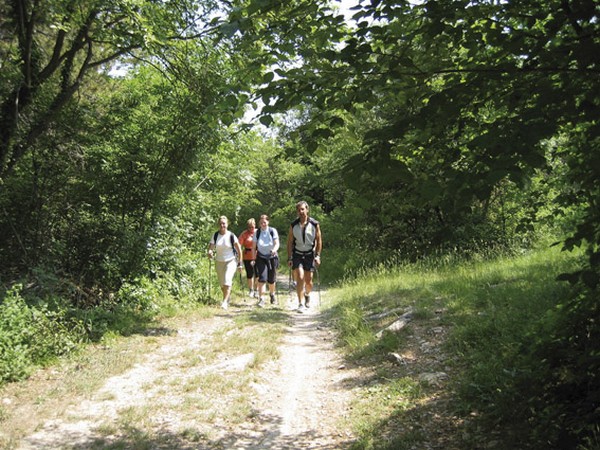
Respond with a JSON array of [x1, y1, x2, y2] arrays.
[[2, 282, 364, 449], [223, 301, 358, 449]]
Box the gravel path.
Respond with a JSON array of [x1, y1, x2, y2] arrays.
[[4, 277, 363, 450]]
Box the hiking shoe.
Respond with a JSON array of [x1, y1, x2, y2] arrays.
[[249, 289, 254, 297], [257, 298, 265, 308], [221, 300, 229, 310], [270, 293, 276, 305], [304, 294, 310, 308], [297, 303, 305, 313]]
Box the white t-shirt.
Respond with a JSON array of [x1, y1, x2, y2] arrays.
[[210, 231, 238, 262]]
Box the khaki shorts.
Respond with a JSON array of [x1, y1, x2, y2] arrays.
[[216, 259, 237, 287]]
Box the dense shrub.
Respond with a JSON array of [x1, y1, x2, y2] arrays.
[[522, 283, 600, 448], [0, 285, 86, 384]]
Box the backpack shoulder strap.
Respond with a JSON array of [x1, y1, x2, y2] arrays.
[[229, 231, 238, 256], [213, 231, 218, 243]]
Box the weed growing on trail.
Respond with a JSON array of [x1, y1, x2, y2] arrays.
[[345, 377, 422, 450], [324, 246, 582, 449]]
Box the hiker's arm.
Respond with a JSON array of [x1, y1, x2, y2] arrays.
[[235, 242, 243, 269], [207, 242, 215, 259], [251, 238, 257, 264], [314, 224, 322, 265]]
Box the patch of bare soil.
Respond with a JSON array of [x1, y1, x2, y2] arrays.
[[0, 280, 368, 450]]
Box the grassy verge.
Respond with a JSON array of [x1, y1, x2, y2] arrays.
[[323, 245, 584, 449]]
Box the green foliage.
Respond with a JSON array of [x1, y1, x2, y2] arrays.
[[0, 285, 86, 383], [509, 282, 600, 448], [0, 55, 231, 298], [0, 287, 34, 382], [245, 0, 599, 279], [0, 0, 218, 179]]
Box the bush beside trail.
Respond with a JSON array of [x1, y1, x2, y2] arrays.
[[0, 286, 85, 383]]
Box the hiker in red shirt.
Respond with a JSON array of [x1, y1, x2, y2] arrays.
[[238, 218, 258, 298]]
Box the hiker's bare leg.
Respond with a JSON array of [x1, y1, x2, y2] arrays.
[[258, 281, 266, 299], [221, 285, 231, 301], [295, 266, 305, 303], [304, 271, 314, 296]]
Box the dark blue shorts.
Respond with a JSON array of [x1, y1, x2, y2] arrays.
[[256, 255, 279, 284]]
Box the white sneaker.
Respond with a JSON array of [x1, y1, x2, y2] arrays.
[[257, 298, 265, 308], [297, 304, 305, 313], [221, 300, 228, 309], [249, 290, 254, 298]]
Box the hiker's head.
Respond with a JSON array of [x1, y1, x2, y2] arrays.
[[218, 216, 228, 230], [296, 201, 309, 218], [259, 214, 269, 229], [247, 218, 256, 230]]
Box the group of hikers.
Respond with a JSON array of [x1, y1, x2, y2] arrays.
[[207, 200, 323, 312]]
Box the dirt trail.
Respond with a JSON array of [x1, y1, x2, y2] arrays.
[[237, 309, 355, 449], [2, 276, 364, 449]]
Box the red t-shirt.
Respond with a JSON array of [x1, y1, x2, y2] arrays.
[[238, 229, 256, 261]]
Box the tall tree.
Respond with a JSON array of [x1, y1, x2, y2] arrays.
[[0, 0, 221, 181], [238, 0, 599, 264]]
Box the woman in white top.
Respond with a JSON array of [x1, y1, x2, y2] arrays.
[[208, 216, 243, 309]]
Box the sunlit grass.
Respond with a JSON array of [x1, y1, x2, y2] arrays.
[[325, 245, 583, 448]]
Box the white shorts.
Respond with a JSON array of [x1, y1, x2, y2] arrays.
[[216, 259, 237, 287]]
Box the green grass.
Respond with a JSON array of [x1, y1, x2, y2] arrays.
[[324, 245, 583, 449]]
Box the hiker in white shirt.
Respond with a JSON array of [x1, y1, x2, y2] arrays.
[[208, 216, 243, 309]]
